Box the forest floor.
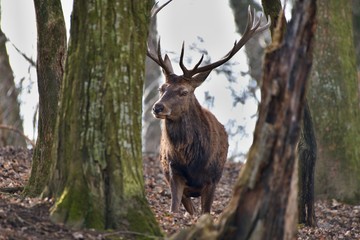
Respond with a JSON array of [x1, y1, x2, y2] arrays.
[[0, 146, 359, 239]]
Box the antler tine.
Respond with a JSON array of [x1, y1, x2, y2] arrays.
[[179, 42, 205, 78], [179, 42, 190, 77], [181, 6, 270, 78], [150, 0, 173, 18]]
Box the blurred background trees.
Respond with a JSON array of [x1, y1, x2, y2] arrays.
[[0, 6, 26, 147]]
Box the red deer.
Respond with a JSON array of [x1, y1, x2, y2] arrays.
[[147, 1, 270, 215]]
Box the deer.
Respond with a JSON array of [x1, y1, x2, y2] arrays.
[[147, 1, 270, 215]]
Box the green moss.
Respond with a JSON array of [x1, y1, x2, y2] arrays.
[[309, 0, 360, 202], [48, 0, 162, 236], [50, 179, 106, 229], [125, 197, 163, 239]]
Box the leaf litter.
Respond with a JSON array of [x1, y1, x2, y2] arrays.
[[0, 147, 359, 239]]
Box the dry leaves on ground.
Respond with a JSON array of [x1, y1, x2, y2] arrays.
[[0, 147, 359, 239]]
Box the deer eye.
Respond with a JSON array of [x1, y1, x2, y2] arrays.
[[179, 90, 188, 97], [158, 86, 165, 93]]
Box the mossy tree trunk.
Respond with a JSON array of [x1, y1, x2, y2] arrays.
[[261, 0, 286, 39], [48, 0, 162, 236], [171, 0, 316, 239], [308, 0, 360, 203], [0, 5, 26, 147], [25, 0, 67, 196]]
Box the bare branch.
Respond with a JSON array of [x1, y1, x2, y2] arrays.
[[0, 124, 36, 148], [10, 41, 36, 67]]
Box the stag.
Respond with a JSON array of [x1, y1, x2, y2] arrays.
[[147, 1, 270, 215]]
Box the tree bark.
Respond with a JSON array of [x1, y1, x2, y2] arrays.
[[0, 7, 26, 147], [263, 0, 318, 227], [261, 0, 286, 39], [171, 0, 316, 239], [352, 0, 360, 71], [48, 0, 162, 236], [25, 0, 67, 196], [297, 102, 317, 226], [143, 15, 161, 156], [308, 0, 360, 203]]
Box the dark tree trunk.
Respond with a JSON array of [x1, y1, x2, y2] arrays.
[[353, 0, 360, 71], [171, 0, 316, 239], [262, 0, 317, 227], [298, 102, 317, 226], [25, 0, 67, 196]]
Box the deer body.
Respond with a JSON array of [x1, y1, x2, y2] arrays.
[[148, 2, 270, 215], [154, 76, 228, 214]]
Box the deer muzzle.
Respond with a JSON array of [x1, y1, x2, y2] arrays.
[[152, 102, 171, 119]]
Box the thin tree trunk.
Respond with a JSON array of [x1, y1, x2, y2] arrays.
[[297, 102, 317, 226], [25, 0, 67, 196], [48, 0, 162, 236]]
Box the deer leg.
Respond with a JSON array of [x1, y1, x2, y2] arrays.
[[181, 197, 195, 215], [169, 175, 185, 213], [201, 184, 216, 214]]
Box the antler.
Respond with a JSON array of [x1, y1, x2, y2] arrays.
[[180, 6, 270, 78], [147, 3, 270, 79], [147, 0, 174, 75]]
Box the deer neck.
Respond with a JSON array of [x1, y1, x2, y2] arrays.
[[163, 99, 207, 145]]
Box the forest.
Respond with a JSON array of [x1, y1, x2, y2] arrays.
[[0, 0, 359, 239]]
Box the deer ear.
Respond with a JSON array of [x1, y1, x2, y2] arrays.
[[162, 54, 174, 75], [190, 70, 212, 88]]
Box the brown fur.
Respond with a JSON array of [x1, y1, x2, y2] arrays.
[[153, 74, 228, 215]]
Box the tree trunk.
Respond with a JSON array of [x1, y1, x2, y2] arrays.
[[352, 0, 360, 71], [261, 0, 286, 39], [171, 0, 316, 239], [48, 0, 162, 236], [297, 102, 317, 226], [308, 0, 360, 203], [143, 15, 161, 156], [25, 0, 67, 196], [0, 8, 26, 147], [229, 0, 265, 84], [263, 0, 318, 227]]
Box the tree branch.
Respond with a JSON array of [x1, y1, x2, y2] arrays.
[[10, 41, 36, 67], [0, 124, 35, 147]]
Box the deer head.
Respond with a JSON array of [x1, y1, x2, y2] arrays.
[[147, 1, 270, 120]]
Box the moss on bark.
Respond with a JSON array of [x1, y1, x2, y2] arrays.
[[48, 0, 162, 236], [308, 0, 360, 203]]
